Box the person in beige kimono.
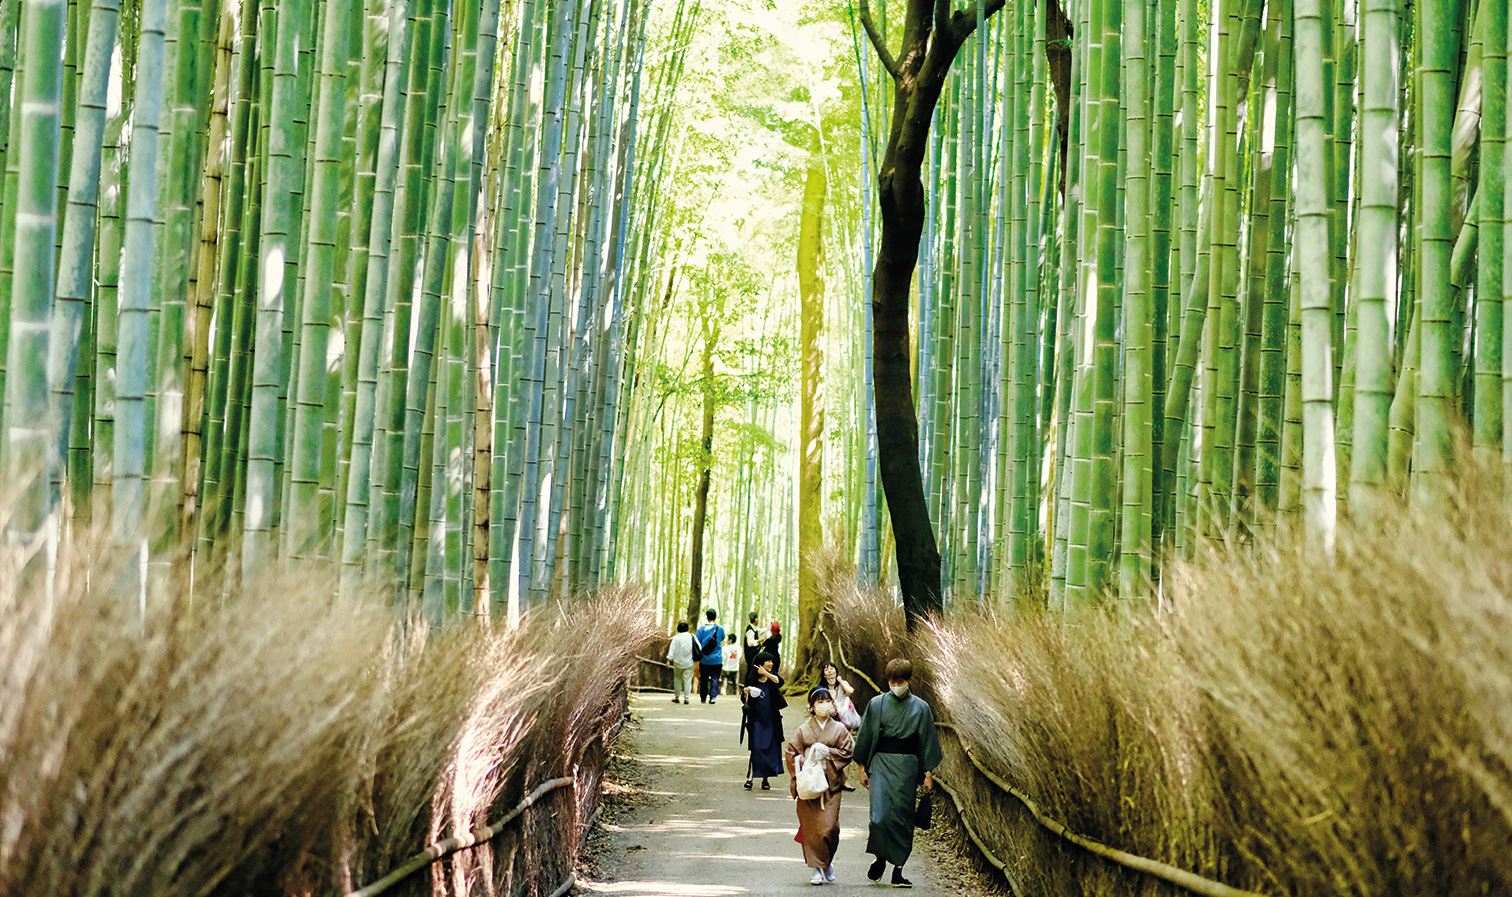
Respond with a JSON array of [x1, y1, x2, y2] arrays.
[[784, 686, 856, 886]]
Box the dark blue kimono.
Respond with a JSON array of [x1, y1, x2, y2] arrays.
[[741, 671, 786, 777]]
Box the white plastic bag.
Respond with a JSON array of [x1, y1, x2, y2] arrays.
[[836, 696, 861, 729], [795, 746, 830, 800]]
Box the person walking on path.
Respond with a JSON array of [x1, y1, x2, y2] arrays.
[[740, 651, 787, 790], [695, 609, 726, 704], [853, 658, 942, 889], [721, 634, 741, 696], [666, 621, 696, 704], [784, 687, 856, 886]]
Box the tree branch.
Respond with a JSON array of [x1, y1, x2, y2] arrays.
[[857, 0, 900, 80], [935, 0, 952, 45], [950, 0, 1007, 44]]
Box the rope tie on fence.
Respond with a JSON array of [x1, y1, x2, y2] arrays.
[[344, 776, 576, 897], [934, 722, 1266, 897]]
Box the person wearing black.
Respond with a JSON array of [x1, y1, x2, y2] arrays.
[[762, 621, 782, 662], [740, 651, 786, 790], [743, 611, 762, 668]]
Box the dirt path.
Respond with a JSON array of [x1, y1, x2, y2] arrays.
[[577, 691, 984, 896]]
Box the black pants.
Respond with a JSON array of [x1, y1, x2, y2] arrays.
[[699, 665, 723, 701]]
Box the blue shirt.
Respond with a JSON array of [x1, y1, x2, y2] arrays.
[[694, 622, 725, 665]]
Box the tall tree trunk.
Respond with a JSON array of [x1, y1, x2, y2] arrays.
[[685, 314, 716, 626], [793, 124, 825, 685], [859, 0, 1004, 628]]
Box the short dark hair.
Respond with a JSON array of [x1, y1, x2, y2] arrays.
[[727, 633, 736, 642], [749, 611, 759, 623], [705, 608, 717, 620], [677, 621, 689, 632], [885, 658, 913, 682]]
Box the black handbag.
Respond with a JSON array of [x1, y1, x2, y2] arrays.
[[913, 791, 933, 829]]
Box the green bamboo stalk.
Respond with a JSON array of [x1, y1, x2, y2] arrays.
[[1118, 0, 1151, 596], [113, 0, 168, 575], [1349, 0, 1399, 517], [1087, 0, 1121, 596], [0, 12, 25, 442], [487, 0, 550, 616], [91, 69, 126, 525], [1295, 0, 1338, 553], [1278, 244, 1304, 517], [395, 0, 463, 603], [1065, 0, 1098, 606], [1411, 0, 1456, 507], [1256, 0, 1294, 521], [1473, 0, 1504, 464], [518, 0, 576, 606], [2, 0, 67, 556], [1057, 0, 1091, 605], [49, 0, 120, 527], [370, 0, 435, 578], [1329, 0, 1356, 409], [242, 0, 310, 578], [179, 1, 234, 554], [196, 0, 257, 553], [1199, 0, 1242, 537], [1505, 0, 1512, 476], [1147, 0, 1176, 549], [0, 0, 21, 216], [284, 0, 350, 561], [339, 0, 411, 598]]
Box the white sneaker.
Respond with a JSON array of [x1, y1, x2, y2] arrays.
[[811, 870, 825, 886], [824, 864, 836, 882]]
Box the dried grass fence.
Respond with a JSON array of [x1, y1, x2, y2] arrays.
[[815, 488, 1512, 897], [0, 540, 655, 897]]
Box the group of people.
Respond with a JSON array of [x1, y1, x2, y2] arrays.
[[663, 609, 784, 705], [741, 653, 941, 889], [664, 614, 942, 888]]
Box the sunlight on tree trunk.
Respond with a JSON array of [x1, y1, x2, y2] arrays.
[[793, 124, 826, 685]]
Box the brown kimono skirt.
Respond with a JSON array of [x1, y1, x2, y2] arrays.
[[784, 716, 856, 869]]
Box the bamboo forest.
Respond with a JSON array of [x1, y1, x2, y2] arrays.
[[2, 0, 1510, 893]]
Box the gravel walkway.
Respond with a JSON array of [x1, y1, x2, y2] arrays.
[[576, 691, 1002, 897]]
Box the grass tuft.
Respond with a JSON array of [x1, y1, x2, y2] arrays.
[[827, 489, 1512, 895], [0, 538, 654, 897]]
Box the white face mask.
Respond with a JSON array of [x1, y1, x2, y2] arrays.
[[814, 701, 835, 719], [889, 684, 910, 699]]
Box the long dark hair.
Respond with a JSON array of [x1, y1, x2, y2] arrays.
[[818, 662, 840, 688]]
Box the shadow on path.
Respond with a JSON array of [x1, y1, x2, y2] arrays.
[[579, 692, 951, 896]]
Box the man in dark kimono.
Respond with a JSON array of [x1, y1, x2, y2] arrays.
[[853, 657, 942, 888]]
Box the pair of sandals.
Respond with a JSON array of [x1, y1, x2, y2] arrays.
[[743, 778, 771, 790]]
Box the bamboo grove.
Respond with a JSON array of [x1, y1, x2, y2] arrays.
[[845, 0, 1511, 608], [0, 0, 682, 622]]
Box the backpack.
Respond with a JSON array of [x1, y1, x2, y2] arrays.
[[697, 627, 720, 661]]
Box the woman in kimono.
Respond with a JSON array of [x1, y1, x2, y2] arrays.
[[853, 658, 941, 888], [740, 651, 786, 790], [784, 687, 855, 886]]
